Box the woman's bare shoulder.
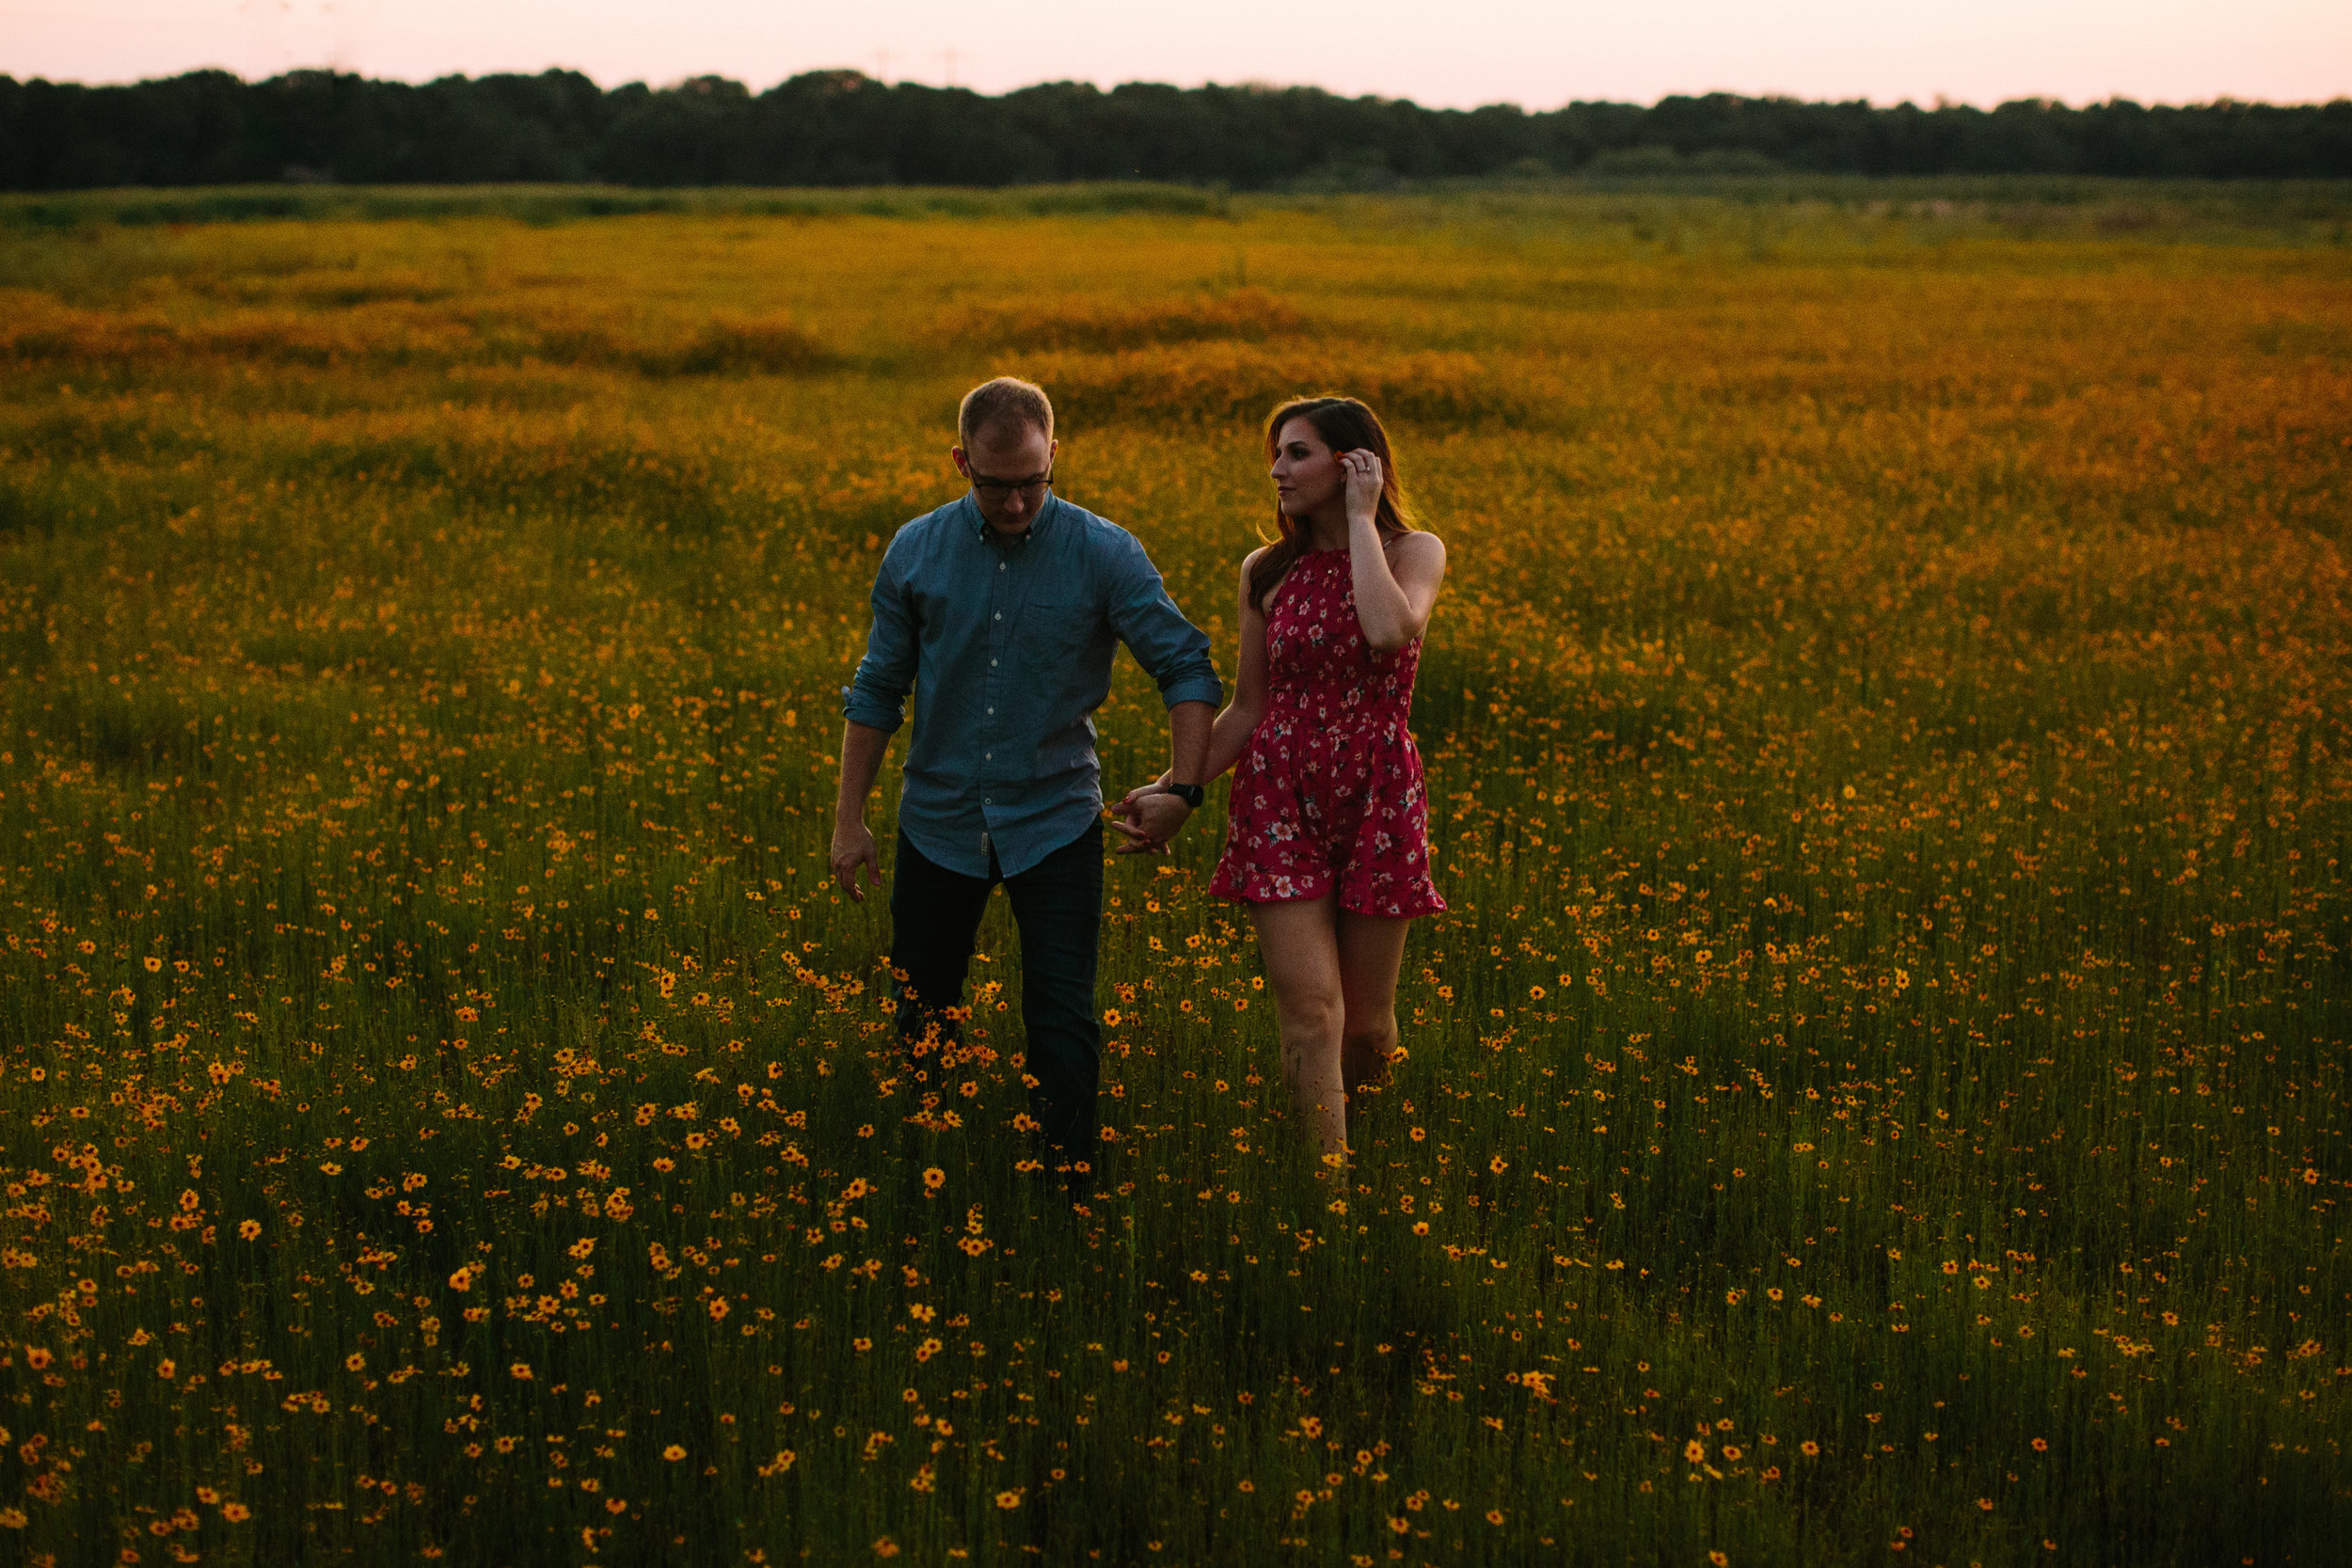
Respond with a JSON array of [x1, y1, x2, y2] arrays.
[[1389, 530, 1446, 565], [1238, 545, 1284, 616]]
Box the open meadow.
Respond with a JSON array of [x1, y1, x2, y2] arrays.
[[1, 182, 2348, 1564]]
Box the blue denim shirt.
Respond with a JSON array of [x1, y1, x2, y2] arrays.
[[842, 493, 1223, 879]]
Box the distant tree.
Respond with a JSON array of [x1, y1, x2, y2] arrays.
[[599, 75, 753, 185], [0, 69, 2344, 191]]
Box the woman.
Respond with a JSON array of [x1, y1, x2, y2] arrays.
[[1128, 396, 1447, 1161]]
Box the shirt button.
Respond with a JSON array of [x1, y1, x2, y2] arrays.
[[993, 612, 1001, 620], [990, 658, 997, 667], [984, 752, 992, 760], [987, 706, 993, 715], [983, 796, 993, 804]]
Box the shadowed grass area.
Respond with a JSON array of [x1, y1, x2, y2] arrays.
[[0, 181, 1237, 233], [0, 184, 2347, 1565]]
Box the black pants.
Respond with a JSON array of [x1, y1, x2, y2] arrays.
[[889, 820, 1104, 1191]]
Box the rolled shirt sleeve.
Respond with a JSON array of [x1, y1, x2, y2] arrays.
[[1108, 535, 1224, 711], [841, 533, 918, 733]]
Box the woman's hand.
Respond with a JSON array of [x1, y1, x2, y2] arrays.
[[1116, 770, 1174, 813], [1341, 448, 1384, 527]]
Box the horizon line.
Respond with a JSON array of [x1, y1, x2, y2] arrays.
[[8, 63, 2347, 116]]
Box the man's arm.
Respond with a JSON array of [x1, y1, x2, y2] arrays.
[[1168, 698, 1212, 787], [1105, 536, 1223, 715], [830, 720, 894, 898], [1104, 534, 1223, 853], [1122, 547, 1270, 807], [834, 533, 917, 900]]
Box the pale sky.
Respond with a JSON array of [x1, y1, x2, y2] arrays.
[[3, 0, 2344, 108]]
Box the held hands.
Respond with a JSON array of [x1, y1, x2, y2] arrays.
[[1341, 448, 1384, 529], [1114, 770, 1173, 814], [830, 817, 882, 900], [1111, 775, 1190, 855]]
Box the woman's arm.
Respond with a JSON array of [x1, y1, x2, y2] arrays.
[[1341, 453, 1446, 654], [1201, 550, 1273, 781]]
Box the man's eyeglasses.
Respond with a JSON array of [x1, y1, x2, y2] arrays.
[[969, 467, 1054, 501]]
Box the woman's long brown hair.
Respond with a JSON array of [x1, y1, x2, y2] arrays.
[[1248, 396, 1415, 613]]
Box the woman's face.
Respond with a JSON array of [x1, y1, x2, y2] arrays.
[[1270, 418, 1344, 519]]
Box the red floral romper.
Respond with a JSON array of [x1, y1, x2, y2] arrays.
[[1210, 547, 1446, 918]]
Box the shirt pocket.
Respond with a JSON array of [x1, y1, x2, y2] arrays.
[[1023, 598, 1100, 656]]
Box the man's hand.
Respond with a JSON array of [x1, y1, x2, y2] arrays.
[[831, 818, 882, 899], [1111, 789, 1192, 855]]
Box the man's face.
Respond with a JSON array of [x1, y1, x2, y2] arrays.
[[953, 422, 1057, 536]]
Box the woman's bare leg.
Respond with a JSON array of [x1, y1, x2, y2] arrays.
[[1337, 912, 1412, 1101], [1248, 895, 1347, 1160]]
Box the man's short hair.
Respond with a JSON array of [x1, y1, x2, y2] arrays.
[[959, 376, 1054, 451]]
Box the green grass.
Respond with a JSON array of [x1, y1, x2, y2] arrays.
[[9, 176, 2348, 249], [0, 183, 2346, 1565], [0, 182, 1235, 232]]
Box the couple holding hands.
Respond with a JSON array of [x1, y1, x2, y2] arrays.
[[831, 377, 1447, 1201]]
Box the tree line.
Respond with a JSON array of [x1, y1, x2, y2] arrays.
[[3, 68, 2347, 191]]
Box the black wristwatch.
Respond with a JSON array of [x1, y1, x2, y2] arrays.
[[1165, 782, 1205, 810]]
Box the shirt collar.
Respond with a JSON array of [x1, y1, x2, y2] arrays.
[[965, 492, 1057, 546]]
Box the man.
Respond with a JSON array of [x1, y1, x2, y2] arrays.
[[832, 376, 1218, 1204]]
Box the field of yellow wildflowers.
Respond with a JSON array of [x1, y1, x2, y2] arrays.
[[0, 184, 2347, 1565]]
